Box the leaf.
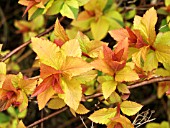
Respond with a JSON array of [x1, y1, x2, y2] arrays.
[[132, 46, 149, 68], [120, 101, 143, 116], [108, 115, 134, 128], [91, 16, 109, 40], [19, 79, 37, 95], [37, 86, 55, 110], [154, 32, 170, 64], [46, 0, 64, 15], [109, 92, 121, 104], [0, 62, 6, 75], [47, 97, 66, 109], [88, 108, 117, 124], [77, 0, 89, 6], [54, 18, 69, 43], [143, 51, 158, 72], [133, 8, 157, 45], [102, 80, 117, 99], [61, 78, 82, 110], [75, 104, 89, 114], [60, 0, 79, 19], [61, 39, 82, 57], [62, 57, 93, 79], [17, 120, 26, 128], [117, 84, 130, 94], [91, 59, 114, 75], [157, 82, 170, 98], [31, 37, 61, 70], [115, 66, 139, 82], [18, 91, 28, 112]]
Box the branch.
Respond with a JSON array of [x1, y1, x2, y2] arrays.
[[1, 17, 65, 62], [26, 107, 68, 128], [128, 76, 170, 89]]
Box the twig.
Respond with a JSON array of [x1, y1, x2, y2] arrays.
[[80, 116, 88, 128], [26, 107, 67, 128], [1, 16, 65, 62], [128, 76, 170, 89]]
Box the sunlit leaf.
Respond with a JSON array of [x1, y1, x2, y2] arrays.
[[75, 103, 89, 114], [120, 101, 143, 116], [54, 18, 69, 43], [0, 62, 6, 75], [115, 66, 139, 82], [37, 86, 55, 110], [102, 80, 117, 99], [88, 108, 117, 124], [31, 37, 61, 70], [61, 78, 82, 110], [48, 97, 66, 109]]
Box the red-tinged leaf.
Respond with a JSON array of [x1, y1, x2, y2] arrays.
[[40, 63, 62, 79], [166, 88, 170, 95], [125, 26, 137, 44], [109, 28, 129, 42], [32, 76, 53, 97], [22, 1, 37, 17], [108, 115, 134, 128], [91, 59, 114, 76], [52, 74, 64, 94], [54, 19, 69, 43], [37, 86, 55, 110], [54, 39, 64, 47]]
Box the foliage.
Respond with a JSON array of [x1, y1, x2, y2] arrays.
[[0, 0, 170, 127]]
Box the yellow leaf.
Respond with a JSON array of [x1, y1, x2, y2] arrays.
[[0, 74, 6, 88], [88, 108, 117, 124], [133, 8, 157, 45], [157, 82, 170, 99], [47, 97, 66, 109], [0, 62, 6, 75], [37, 86, 55, 110], [117, 83, 130, 94], [17, 120, 26, 128], [61, 78, 82, 110], [102, 80, 117, 99], [120, 101, 143, 116], [75, 104, 89, 114], [132, 46, 149, 68], [115, 66, 139, 82], [61, 39, 82, 57], [54, 18, 69, 42], [31, 37, 62, 70], [109, 92, 121, 104], [143, 51, 158, 72], [62, 57, 93, 79]]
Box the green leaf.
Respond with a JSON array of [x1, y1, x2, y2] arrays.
[[143, 51, 158, 72], [7, 107, 17, 117], [60, 0, 79, 19], [77, 0, 89, 6], [155, 68, 170, 77], [165, 0, 170, 6], [0, 62, 6, 75], [61, 78, 82, 110], [46, 0, 64, 15], [115, 66, 139, 82], [43, 0, 54, 14], [18, 109, 27, 118], [0, 113, 10, 123], [120, 101, 143, 116], [91, 16, 109, 40], [102, 80, 117, 99], [29, 8, 44, 20], [88, 108, 117, 124], [31, 37, 61, 70]]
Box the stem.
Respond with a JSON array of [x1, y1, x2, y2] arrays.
[[26, 107, 67, 128]]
